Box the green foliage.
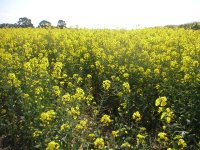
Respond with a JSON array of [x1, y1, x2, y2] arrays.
[[38, 20, 52, 28], [166, 22, 200, 30], [57, 20, 66, 29], [17, 17, 34, 28]]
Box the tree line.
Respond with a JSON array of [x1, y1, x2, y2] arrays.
[[165, 22, 200, 30], [1, 17, 200, 30], [0, 17, 66, 28]]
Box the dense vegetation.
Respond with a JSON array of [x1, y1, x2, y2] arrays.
[[1, 16, 200, 30], [165, 22, 200, 30], [0, 17, 66, 28], [0, 28, 199, 149]]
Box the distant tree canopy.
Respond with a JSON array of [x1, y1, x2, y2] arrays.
[[0, 18, 68, 28], [0, 23, 18, 28], [1, 17, 198, 30], [57, 20, 66, 29], [165, 22, 200, 30], [17, 17, 33, 28], [179, 22, 200, 30], [38, 20, 52, 28]]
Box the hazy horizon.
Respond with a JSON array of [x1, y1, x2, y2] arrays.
[[0, 0, 200, 29]]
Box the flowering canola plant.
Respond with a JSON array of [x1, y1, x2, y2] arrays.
[[0, 28, 199, 149]]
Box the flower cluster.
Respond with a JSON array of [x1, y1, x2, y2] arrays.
[[94, 138, 104, 149], [60, 124, 70, 130], [100, 114, 111, 126], [67, 106, 80, 119], [52, 62, 63, 78], [46, 141, 60, 150], [155, 96, 174, 123], [158, 132, 168, 142], [122, 82, 131, 93], [7, 73, 21, 87], [40, 110, 56, 123], [132, 111, 141, 122], [73, 87, 85, 101], [155, 96, 167, 107], [75, 119, 88, 130], [102, 80, 111, 90], [62, 93, 71, 103]]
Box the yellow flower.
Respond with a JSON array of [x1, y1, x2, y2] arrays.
[[166, 117, 171, 124], [8, 73, 16, 80], [173, 135, 183, 140], [33, 130, 42, 138], [40, 110, 56, 123], [75, 119, 88, 130], [158, 132, 168, 142], [94, 138, 104, 149], [117, 92, 123, 97], [87, 74, 92, 79], [121, 142, 131, 148], [162, 125, 166, 130], [80, 119, 87, 126], [138, 67, 144, 73], [154, 68, 160, 75], [60, 124, 70, 130], [122, 82, 131, 93], [183, 74, 191, 82], [46, 141, 60, 150], [60, 81, 65, 86], [86, 94, 94, 101], [102, 80, 111, 90], [75, 124, 83, 130], [62, 93, 71, 103], [161, 107, 174, 123], [158, 107, 163, 113], [123, 73, 129, 79], [132, 111, 141, 121], [139, 127, 146, 132], [35, 86, 44, 95], [73, 87, 85, 100], [155, 98, 161, 106], [1, 108, 6, 114], [192, 60, 199, 67], [22, 93, 29, 99], [160, 98, 167, 107], [67, 106, 80, 119], [67, 82, 74, 88], [88, 133, 95, 140], [52, 62, 63, 78], [178, 139, 187, 149], [155, 84, 160, 90], [137, 134, 146, 144], [100, 114, 111, 126], [7, 73, 21, 87], [53, 86, 60, 97], [111, 130, 119, 137], [23, 62, 32, 74], [155, 96, 167, 107]]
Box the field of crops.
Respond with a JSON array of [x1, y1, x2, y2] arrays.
[[0, 28, 200, 149]]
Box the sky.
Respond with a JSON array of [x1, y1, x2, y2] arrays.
[[0, 0, 200, 29]]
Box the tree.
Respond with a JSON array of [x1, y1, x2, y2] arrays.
[[0, 23, 18, 28], [38, 20, 52, 28], [191, 22, 200, 30], [17, 17, 33, 28], [57, 20, 66, 29]]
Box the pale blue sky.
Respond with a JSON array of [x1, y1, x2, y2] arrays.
[[0, 0, 200, 28]]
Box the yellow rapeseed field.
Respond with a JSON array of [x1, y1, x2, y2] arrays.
[[0, 28, 199, 149]]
